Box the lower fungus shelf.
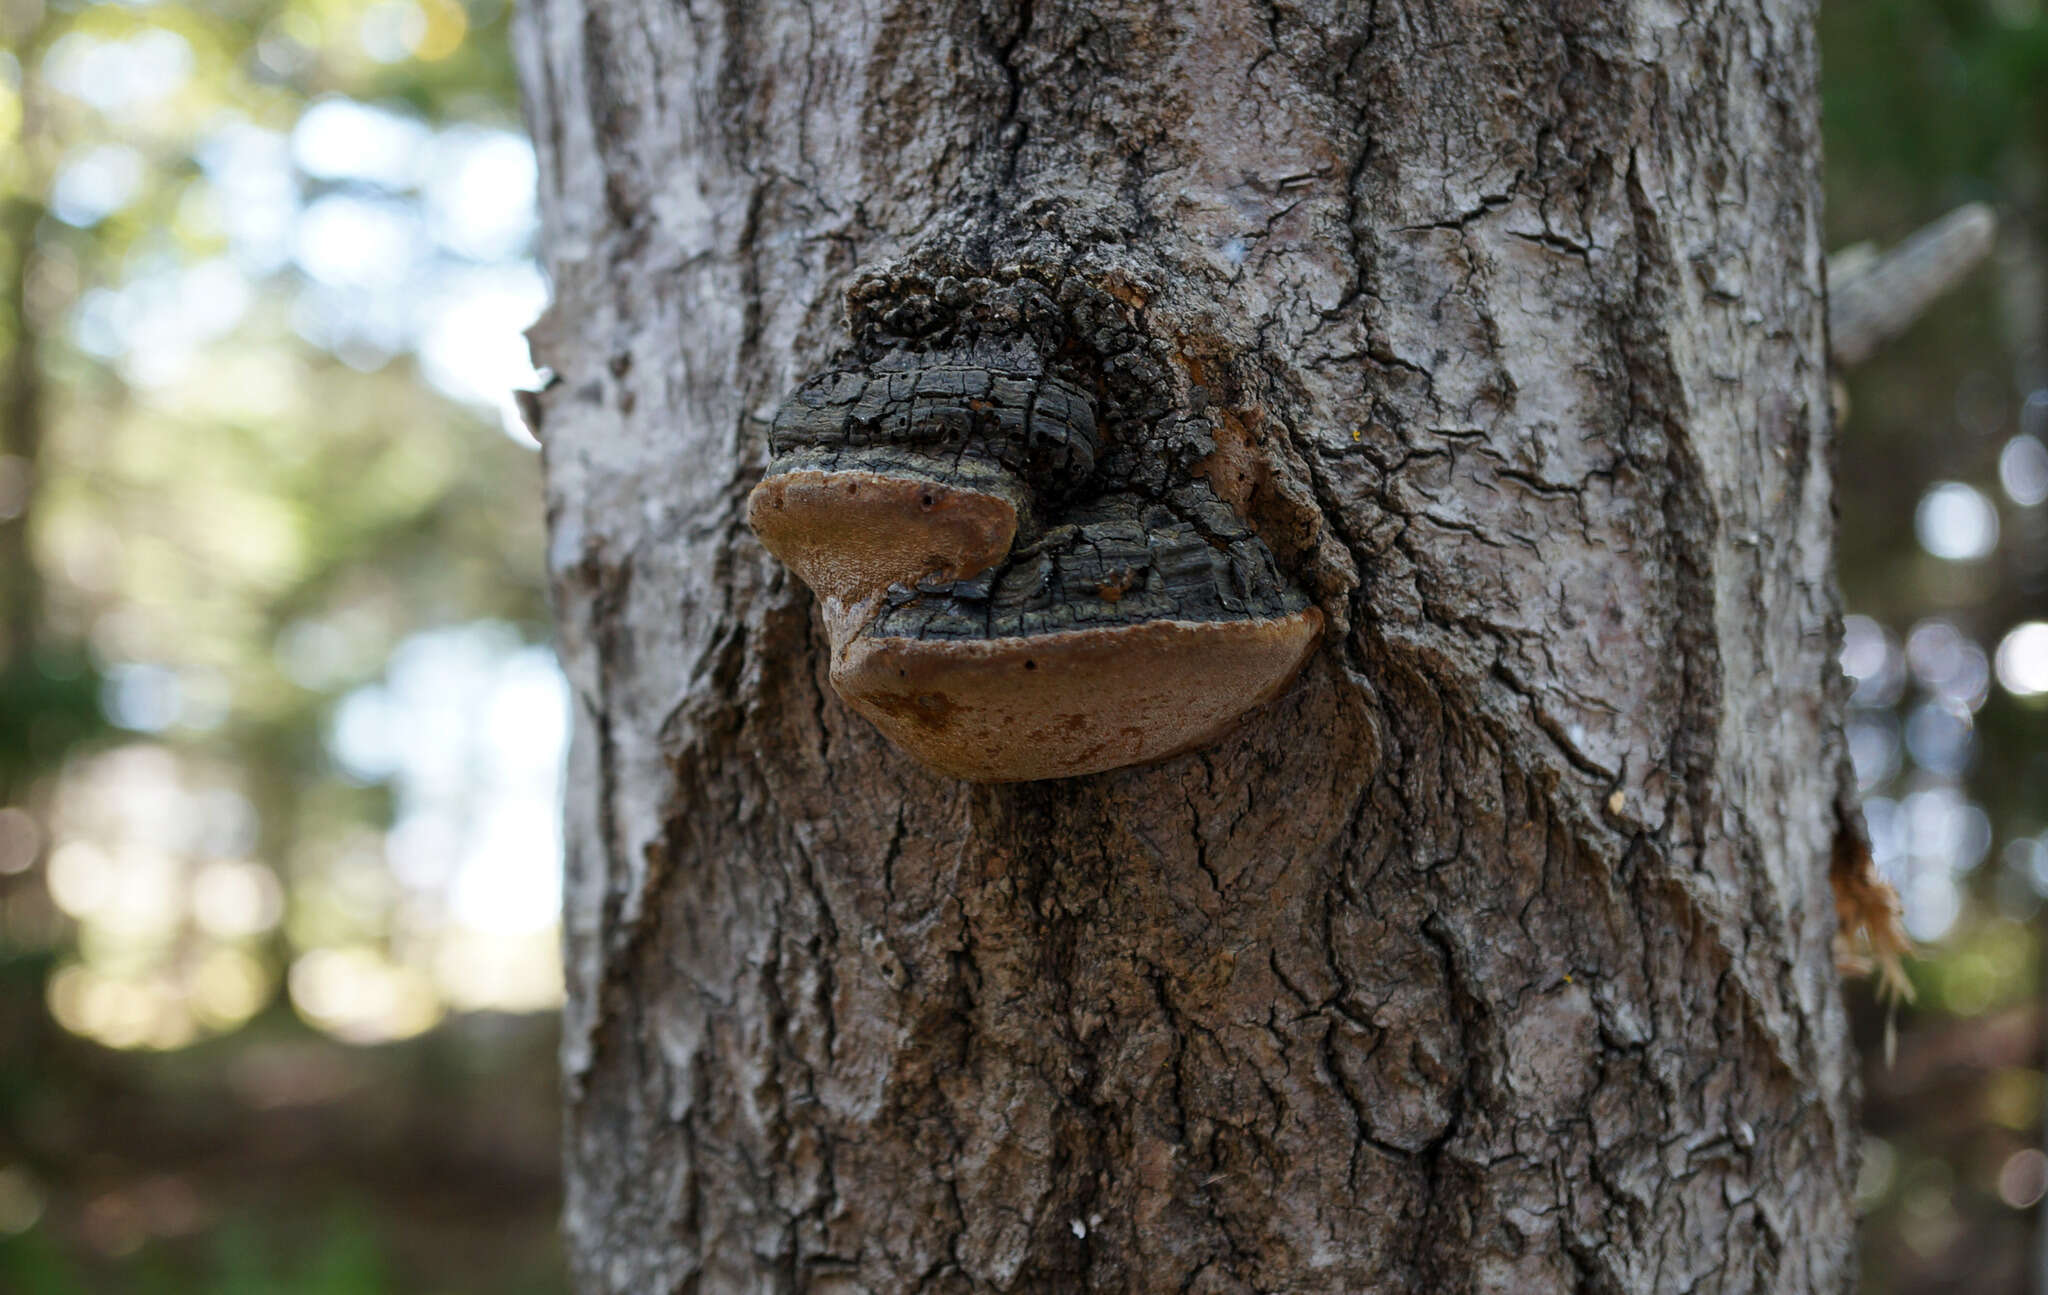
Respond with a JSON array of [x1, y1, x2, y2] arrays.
[[832, 609, 1323, 782]]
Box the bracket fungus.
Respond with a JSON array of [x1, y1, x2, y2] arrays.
[[747, 267, 1322, 782]]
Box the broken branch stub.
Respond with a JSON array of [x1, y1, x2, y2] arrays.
[[746, 266, 1322, 782], [1828, 202, 1997, 368]]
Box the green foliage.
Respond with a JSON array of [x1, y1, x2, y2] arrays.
[[1823, 0, 2048, 225], [0, 1230, 89, 1295], [0, 652, 103, 793], [0, 1202, 397, 1294], [199, 1209, 389, 1295]]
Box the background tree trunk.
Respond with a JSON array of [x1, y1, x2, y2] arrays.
[[513, 0, 1859, 1289]]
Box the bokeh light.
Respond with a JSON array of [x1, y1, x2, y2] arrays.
[[1997, 433, 2048, 506], [1914, 482, 2001, 562], [1994, 621, 2048, 696]]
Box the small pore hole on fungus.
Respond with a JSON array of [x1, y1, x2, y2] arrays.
[[1024, 660, 1036, 670]]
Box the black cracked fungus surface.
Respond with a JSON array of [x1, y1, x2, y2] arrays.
[[769, 355, 1100, 493], [867, 491, 1308, 642], [764, 264, 1315, 643]]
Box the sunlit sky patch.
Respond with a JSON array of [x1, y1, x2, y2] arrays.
[[44, 29, 194, 117], [75, 259, 255, 387], [294, 193, 420, 288], [418, 261, 549, 439], [42, 750, 279, 1051], [74, 92, 547, 440], [53, 621, 569, 1051], [426, 126, 539, 261], [32, 50, 561, 1049], [196, 122, 299, 273], [292, 97, 430, 187], [49, 145, 146, 227], [331, 623, 567, 938]]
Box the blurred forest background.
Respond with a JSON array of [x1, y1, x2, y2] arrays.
[[0, 0, 2041, 1290]]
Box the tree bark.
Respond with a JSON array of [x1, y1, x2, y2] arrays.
[[514, 0, 1859, 1290]]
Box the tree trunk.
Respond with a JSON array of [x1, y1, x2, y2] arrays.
[[513, 0, 1859, 1290]]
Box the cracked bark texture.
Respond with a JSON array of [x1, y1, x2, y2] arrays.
[[513, 0, 1859, 1290]]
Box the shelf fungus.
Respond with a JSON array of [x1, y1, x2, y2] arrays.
[[747, 270, 1322, 782]]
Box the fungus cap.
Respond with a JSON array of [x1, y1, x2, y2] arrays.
[[746, 469, 1018, 626], [832, 608, 1323, 782]]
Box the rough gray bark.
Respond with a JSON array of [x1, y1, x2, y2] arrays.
[[514, 1, 1859, 1290]]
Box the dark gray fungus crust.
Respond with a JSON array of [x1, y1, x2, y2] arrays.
[[768, 352, 1100, 496], [869, 493, 1309, 644]]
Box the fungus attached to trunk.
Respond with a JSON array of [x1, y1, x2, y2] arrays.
[[746, 266, 1323, 782]]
